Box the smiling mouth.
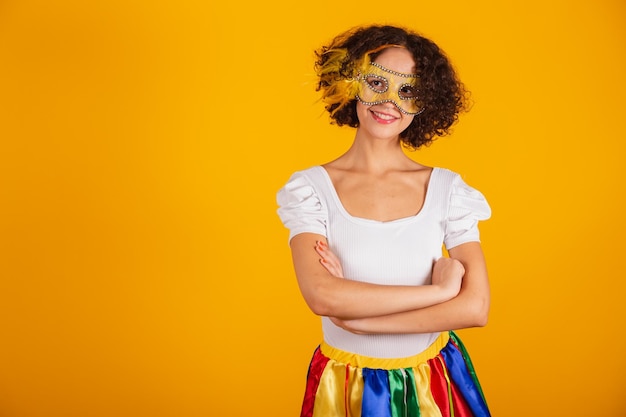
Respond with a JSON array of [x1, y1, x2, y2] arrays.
[[371, 110, 399, 122]]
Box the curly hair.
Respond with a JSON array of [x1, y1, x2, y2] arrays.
[[314, 25, 469, 149]]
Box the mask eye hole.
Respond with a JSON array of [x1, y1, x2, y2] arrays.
[[365, 75, 388, 93], [399, 84, 419, 99]]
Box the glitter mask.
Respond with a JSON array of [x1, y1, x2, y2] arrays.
[[356, 62, 423, 115]]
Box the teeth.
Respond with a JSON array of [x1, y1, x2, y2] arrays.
[[373, 111, 395, 120]]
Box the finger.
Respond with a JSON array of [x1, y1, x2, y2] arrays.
[[320, 246, 341, 264], [315, 242, 344, 277], [315, 241, 330, 258], [319, 258, 331, 271], [315, 242, 341, 265], [319, 258, 339, 275]]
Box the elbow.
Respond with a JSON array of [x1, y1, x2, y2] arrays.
[[303, 282, 341, 317], [470, 296, 490, 327], [473, 307, 489, 327], [460, 292, 490, 328], [307, 298, 333, 316], [307, 298, 341, 317], [309, 293, 346, 317]]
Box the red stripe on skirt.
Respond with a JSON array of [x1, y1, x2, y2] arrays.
[[301, 347, 330, 417], [428, 355, 474, 417]]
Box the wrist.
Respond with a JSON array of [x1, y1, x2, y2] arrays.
[[432, 283, 455, 303]]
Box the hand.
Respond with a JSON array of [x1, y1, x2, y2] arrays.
[[431, 257, 464, 299], [315, 240, 344, 278]]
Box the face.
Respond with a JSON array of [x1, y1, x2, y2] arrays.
[[355, 47, 418, 138], [356, 54, 422, 115]]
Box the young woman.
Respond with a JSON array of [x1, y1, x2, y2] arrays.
[[277, 24, 492, 417]]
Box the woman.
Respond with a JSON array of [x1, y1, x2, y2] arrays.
[[277, 24, 492, 417]]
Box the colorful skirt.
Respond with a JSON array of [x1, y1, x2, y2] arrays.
[[301, 331, 490, 417]]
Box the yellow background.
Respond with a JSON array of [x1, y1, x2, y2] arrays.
[[1, 0, 625, 416]]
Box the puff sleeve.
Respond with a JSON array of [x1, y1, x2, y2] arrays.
[[276, 172, 328, 243], [444, 174, 491, 249]]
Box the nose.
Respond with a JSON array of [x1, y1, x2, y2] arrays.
[[379, 100, 402, 113]]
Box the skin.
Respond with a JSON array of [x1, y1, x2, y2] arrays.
[[319, 241, 489, 334], [288, 47, 490, 334]]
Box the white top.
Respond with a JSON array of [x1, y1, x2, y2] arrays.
[[276, 166, 491, 358]]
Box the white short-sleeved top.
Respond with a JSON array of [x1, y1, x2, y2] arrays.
[[276, 166, 491, 358]]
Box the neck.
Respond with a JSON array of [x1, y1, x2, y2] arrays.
[[339, 128, 412, 174]]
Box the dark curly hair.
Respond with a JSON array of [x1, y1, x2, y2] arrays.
[[314, 25, 469, 149]]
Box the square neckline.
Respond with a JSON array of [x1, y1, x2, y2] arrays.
[[315, 165, 439, 225]]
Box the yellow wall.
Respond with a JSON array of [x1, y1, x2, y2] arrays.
[[1, 0, 625, 415]]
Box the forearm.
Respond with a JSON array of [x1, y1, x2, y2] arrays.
[[335, 285, 489, 334], [308, 275, 456, 319], [335, 242, 490, 334], [290, 233, 456, 319]]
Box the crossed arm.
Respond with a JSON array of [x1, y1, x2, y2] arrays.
[[289, 232, 490, 334]]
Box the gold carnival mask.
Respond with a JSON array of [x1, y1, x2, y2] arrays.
[[356, 61, 423, 115]]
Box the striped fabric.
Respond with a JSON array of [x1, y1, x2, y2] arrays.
[[301, 332, 490, 417]]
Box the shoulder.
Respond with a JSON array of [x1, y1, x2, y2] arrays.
[[283, 165, 324, 185], [427, 167, 461, 197], [430, 168, 490, 214], [276, 165, 327, 207], [431, 167, 484, 193], [276, 166, 329, 241], [432, 167, 461, 182], [437, 168, 491, 219]]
